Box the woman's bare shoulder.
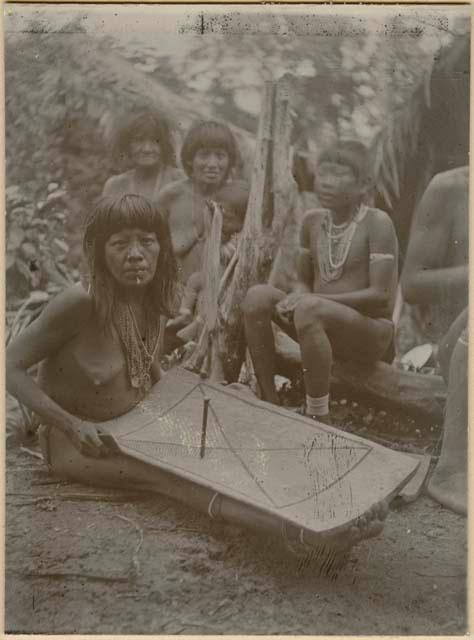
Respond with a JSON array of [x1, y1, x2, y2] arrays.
[[154, 179, 192, 215], [42, 283, 94, 327], [102, 172, 131, 197], [156, 177, 190, 199]]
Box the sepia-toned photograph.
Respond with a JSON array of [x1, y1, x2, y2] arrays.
[[4, 3, 469, 634]]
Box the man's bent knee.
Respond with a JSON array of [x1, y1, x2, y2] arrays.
[[293, 296, 329, 335], [242, 284, 279, 316]]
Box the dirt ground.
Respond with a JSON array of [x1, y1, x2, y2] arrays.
[[5, 394, 467, 635]]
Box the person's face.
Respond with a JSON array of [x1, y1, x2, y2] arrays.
[[104, 228, 160, 288], [314, 161, 362, 211], [191, 147, 230, 188], [129, 134, 162, 169]]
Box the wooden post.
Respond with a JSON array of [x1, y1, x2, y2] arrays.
[[217, 79, 298, 382]]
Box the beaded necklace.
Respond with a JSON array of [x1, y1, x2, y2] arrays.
[[114, 301, 161, 393], [317, 203, 368, 283]]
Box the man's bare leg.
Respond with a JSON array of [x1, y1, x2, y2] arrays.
[[293, 295, 393, 418], [293, 295, 393, 540], [243, 284, 287, 404], [245, 290, 395, 546], [294, 298, 332, 398], [426, 324, 467, 515]]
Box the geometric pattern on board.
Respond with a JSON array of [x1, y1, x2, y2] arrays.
[[202, 385, 372, 509], [119, 382, 372, 511], [120, 386, 274, 506]]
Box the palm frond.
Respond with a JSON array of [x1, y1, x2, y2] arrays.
[[372, 69, 431, 211], [374, 33, 469, 230]]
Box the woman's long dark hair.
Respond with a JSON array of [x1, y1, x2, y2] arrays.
[[83, 194, 178, 330], [112, 110, 177, 169]]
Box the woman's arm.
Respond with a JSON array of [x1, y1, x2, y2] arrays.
[[155, 183, 202, 258], [6, 285, 108, 456], [150, 316, 167, 383]]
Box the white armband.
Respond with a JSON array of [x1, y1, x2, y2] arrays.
[[370, 253, 395, 263]]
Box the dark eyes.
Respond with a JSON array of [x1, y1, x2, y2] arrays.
[[132, 138, 159, 145], [196, 151, 227, 160], [111, 238, 155, 248], [318, 165, 353, 178]]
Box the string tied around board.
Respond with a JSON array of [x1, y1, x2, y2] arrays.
[[208, 492, 220, 519]]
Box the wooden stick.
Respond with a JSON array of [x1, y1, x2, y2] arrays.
[[200, 397, 211, 459], [19, 570, 130, 584]]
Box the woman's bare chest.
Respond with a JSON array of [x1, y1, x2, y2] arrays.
[[168, 195, 199, 238], [68, 329, 126, 387]]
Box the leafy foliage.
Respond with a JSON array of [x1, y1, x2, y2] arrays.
[[5, 12, 469, 285], [5, 182, 77, 317], [373, 33, 470, 250]]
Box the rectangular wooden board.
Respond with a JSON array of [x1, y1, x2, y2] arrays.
[[103, 368, 420, 537]]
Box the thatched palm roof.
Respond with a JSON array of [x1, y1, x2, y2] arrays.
[[373, 34, 469, 252]]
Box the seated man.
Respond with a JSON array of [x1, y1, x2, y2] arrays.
[[401, 167, 468, 515], [243, 140, 398, 422]]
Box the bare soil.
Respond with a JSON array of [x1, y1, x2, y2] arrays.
[[5, 394, 467, 635]]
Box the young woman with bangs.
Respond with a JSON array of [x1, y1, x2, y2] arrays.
[[155, 120, 249, 286], [154, 121, 249, 340]]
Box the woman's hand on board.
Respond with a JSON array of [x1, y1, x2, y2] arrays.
[[66, 421, 120, 458]]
